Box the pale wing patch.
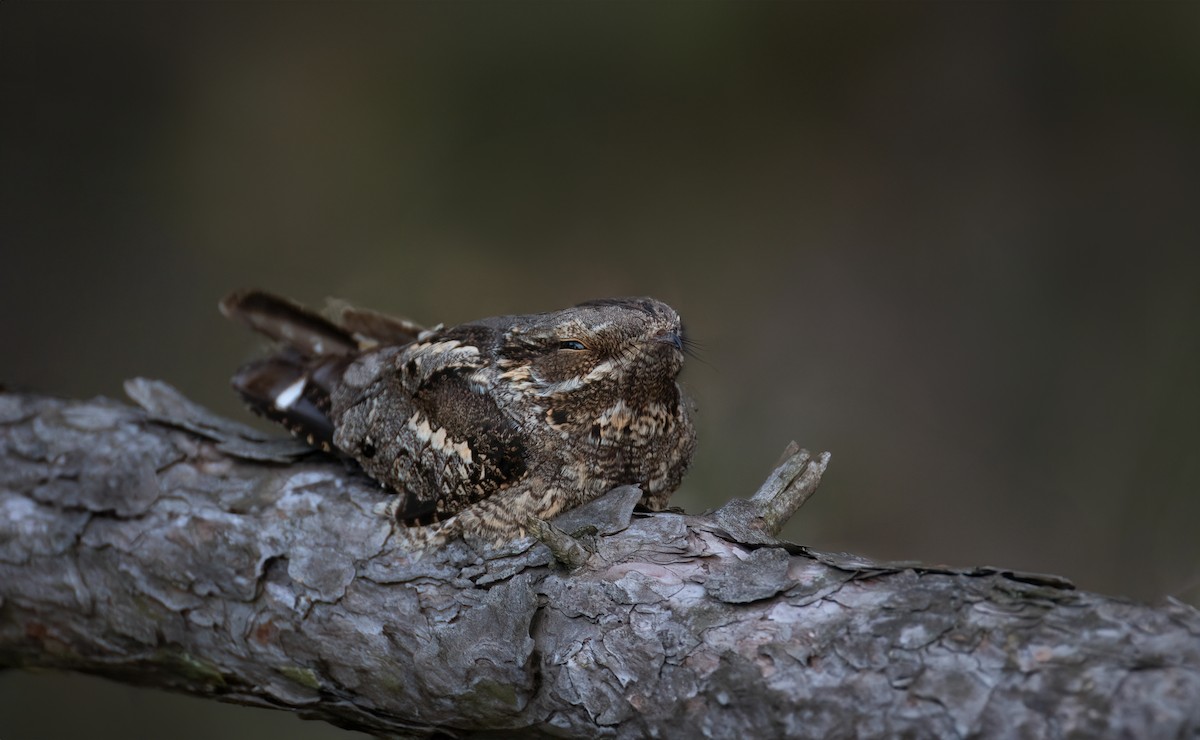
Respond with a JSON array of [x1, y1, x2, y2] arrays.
[[274, 377, 306, 410], [421, 339, 462, 353], [406, 411, 474, 463], [407, 411, 433, 442]]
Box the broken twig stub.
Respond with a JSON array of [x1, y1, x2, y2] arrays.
[[705, 443, 831, 544]]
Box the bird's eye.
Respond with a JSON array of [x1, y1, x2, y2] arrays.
[[558, 340, 587, 351]]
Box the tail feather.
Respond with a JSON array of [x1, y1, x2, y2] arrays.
[[229, 351, 350, 449], [220, 289, 359, 357], [222, 289, 367, 449], [222, 289, 427, 451], [324, 298, 424, 346]]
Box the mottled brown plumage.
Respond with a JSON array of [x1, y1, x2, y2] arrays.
[[221, 291, 697, 547]]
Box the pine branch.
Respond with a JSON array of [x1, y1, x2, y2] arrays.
[[1, 382, 1197, 738]]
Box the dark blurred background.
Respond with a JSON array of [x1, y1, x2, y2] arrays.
[[3, 2, 1198, 738]]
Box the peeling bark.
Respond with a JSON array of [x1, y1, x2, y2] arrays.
[[1, 382, 1198, 739]]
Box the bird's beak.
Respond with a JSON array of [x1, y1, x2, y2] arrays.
[[654, 330, 684, 351]]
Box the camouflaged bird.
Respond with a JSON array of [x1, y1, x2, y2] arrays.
[[220, 291, 697, 547]]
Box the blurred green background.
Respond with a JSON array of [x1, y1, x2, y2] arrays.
[[3, 2, 1199, 738]]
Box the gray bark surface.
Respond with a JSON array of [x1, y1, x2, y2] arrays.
[[1, 382, 1198, 738]]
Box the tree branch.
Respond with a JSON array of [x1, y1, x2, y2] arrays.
[[2, 382, 1198, 738]]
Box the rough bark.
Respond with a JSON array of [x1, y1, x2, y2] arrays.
[[1, 381, 1198, 739]]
